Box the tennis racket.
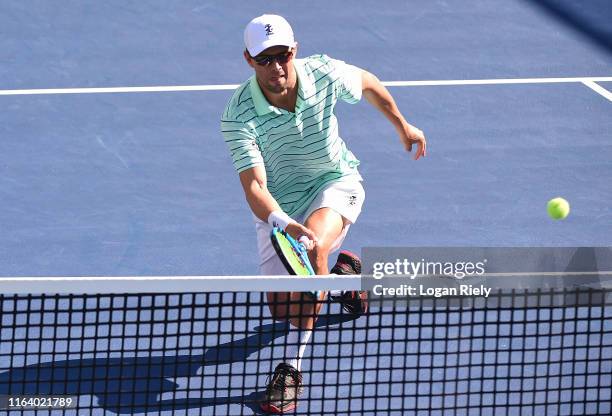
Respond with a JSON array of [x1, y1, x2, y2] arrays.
[[270, 227, 319, 297]]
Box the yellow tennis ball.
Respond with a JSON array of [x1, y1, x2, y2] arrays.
[[547, 197, 570, 220]]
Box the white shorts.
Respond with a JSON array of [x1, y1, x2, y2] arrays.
[[255, 177, 365, 275]]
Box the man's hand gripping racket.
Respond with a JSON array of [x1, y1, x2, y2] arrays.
[[270, 226, 319, 298]]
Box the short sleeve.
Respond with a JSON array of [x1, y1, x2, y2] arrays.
[[330, 58, 363, 104], [221, 119, 264, 173]]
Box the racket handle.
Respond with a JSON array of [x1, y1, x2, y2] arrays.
[[298, 235, 313, 250]]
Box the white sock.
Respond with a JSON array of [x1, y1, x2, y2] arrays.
[[283, 325, 312, 372]]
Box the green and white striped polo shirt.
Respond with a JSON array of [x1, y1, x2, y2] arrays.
[[221, 54, 363, 217]]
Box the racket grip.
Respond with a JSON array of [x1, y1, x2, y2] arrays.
[[298, 236, 313, 250]]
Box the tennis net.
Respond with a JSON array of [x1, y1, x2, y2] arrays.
[[0, 275, 610, 415]]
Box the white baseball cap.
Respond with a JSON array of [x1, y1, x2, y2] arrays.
[[244, 14, 296, 57]]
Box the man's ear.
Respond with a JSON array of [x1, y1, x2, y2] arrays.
[[244, 50, 255, 68]]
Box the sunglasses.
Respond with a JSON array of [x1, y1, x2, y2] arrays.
[[252, 50, 294, 66]]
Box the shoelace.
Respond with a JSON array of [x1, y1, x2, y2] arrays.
[[272, 372, 288, 391], [270, 366, 300, 392]]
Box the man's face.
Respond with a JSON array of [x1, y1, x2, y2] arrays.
[[244, 45, 297, 94]]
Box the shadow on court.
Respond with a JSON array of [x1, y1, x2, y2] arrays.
[[0, 313, 357, 414], [528, 0, 612, 54]]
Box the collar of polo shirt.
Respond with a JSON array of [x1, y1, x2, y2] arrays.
[[249, 59, 316, 116]]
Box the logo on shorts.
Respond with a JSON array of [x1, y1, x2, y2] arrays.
[[264, 24, 274, 36], [348, 195, 357, 206]]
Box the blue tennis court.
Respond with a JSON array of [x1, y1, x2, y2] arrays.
[[1, 1, 611, 415]]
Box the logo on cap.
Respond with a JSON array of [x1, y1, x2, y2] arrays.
[[264, 24, 274, 36]]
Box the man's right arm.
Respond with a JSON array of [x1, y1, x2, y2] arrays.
[[221, 108, 317, 245], [239, 165, 282, 222], [239, 166, 318, 245]]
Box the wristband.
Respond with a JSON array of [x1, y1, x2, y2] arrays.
[[267, 210, 295, 230]]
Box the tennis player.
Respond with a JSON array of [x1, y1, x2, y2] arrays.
[[221, 15, 426, 413]]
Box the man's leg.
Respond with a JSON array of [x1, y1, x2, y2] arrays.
[[259, 208, 347, 413], [269, 207, 345, 333], [263, 207, 345, 328], [304, 207, 368, 315], [304, 207, 345, 274], [259, 179, 364, 413], [277, 208, 345, 370]]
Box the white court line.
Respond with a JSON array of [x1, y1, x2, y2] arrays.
[[383, 77, 612, 87], [582, 80, 612, 102], [0, 84, 241, 96], [1, 77, 611, 96]]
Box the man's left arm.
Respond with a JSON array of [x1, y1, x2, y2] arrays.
[[361, 70, 427, 160]]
